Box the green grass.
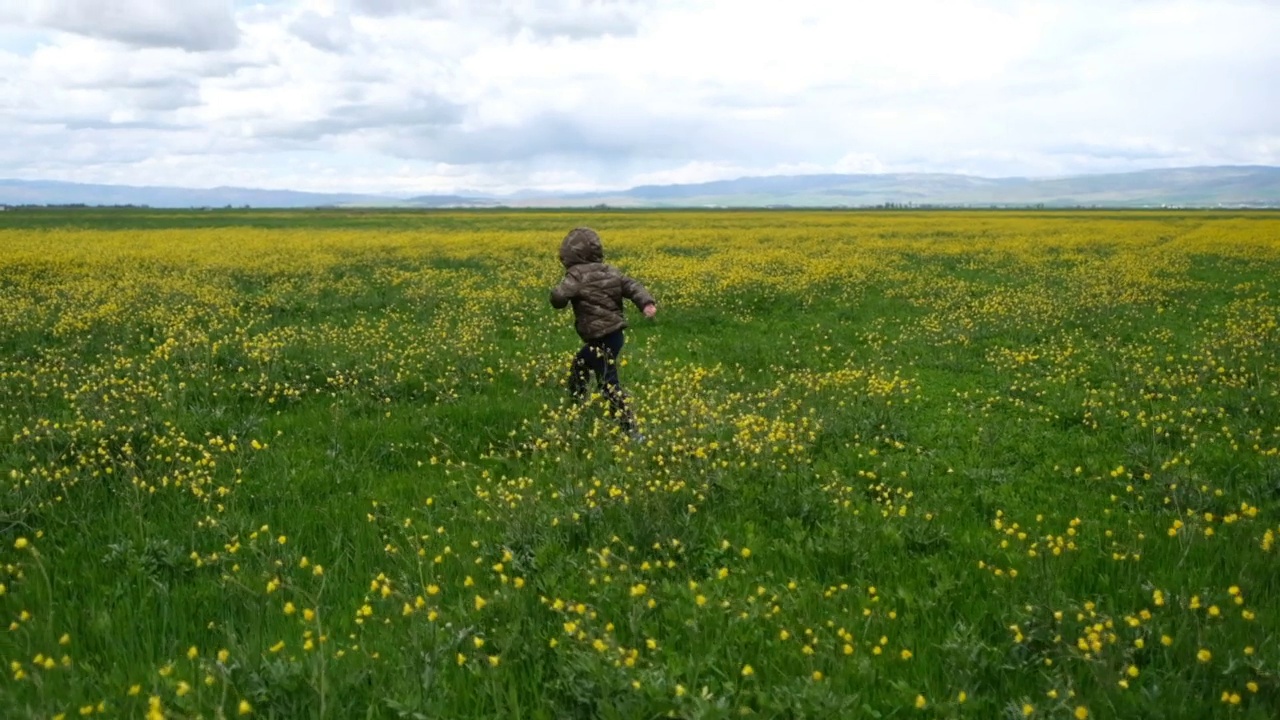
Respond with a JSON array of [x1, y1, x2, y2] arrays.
[[1, 209, 1279, 719]]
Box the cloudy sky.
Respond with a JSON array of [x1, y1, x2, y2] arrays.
[[1, 0, 1277, 195]]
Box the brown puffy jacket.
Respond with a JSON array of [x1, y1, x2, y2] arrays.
[[551, 227, 656, 340]]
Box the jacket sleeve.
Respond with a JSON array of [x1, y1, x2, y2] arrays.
[[621, 274, 656, 309], [550, 274, 578, 309]]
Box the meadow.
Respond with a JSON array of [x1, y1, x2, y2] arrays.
[[1, 208, 1278, 719]]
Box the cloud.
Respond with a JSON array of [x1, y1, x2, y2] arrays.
[[505, 0, 647, 40], [347, 0, 451, 18], [1, 0, 1278, 194], [289, 11, 353, 53], [1043, 142, 1184, 163], [253, 92, 466, 140], [348, 0, 646, 39], [9, 0, 239, 51]]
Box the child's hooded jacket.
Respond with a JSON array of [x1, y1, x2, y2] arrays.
[[551, 227, 655, 341]]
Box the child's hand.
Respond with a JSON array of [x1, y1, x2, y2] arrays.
[[643, 304, 657, 319]]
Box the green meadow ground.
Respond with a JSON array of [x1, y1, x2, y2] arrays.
[[1, 209, 1278, 719]]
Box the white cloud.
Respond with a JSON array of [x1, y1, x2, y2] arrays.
[[347, 0, 646, 39], [289, 10, 353, 52], [4, 0, 240, 50], [0, 0, 1277, 193]]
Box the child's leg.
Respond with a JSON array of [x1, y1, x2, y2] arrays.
[[596, 331, 635, 431], [568, 343, 594, 401]]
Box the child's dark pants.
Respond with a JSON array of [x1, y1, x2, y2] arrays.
[[569, 329, 634, 431]]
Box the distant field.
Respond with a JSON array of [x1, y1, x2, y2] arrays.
[[1, 210, 1278, 718]]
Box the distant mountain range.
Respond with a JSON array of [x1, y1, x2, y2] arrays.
[[2, 166, 1279, 209]]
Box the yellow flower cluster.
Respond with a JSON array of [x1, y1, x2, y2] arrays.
[[1, 210, 1277, 717]]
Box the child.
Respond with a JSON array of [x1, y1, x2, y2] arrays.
[[550, 227, 656, 438]]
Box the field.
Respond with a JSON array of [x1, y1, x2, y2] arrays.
[[2, 209, 1279, 719]]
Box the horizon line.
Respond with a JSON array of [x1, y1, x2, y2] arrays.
[[1, 163, 1277, 200]]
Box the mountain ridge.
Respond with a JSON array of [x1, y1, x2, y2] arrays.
[[3, 166, 1279, 209]]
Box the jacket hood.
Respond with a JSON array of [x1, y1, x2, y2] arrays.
[[559, 227, 604, 268]]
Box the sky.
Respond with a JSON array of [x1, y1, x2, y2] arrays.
[[0, 0, 1278, 196]]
